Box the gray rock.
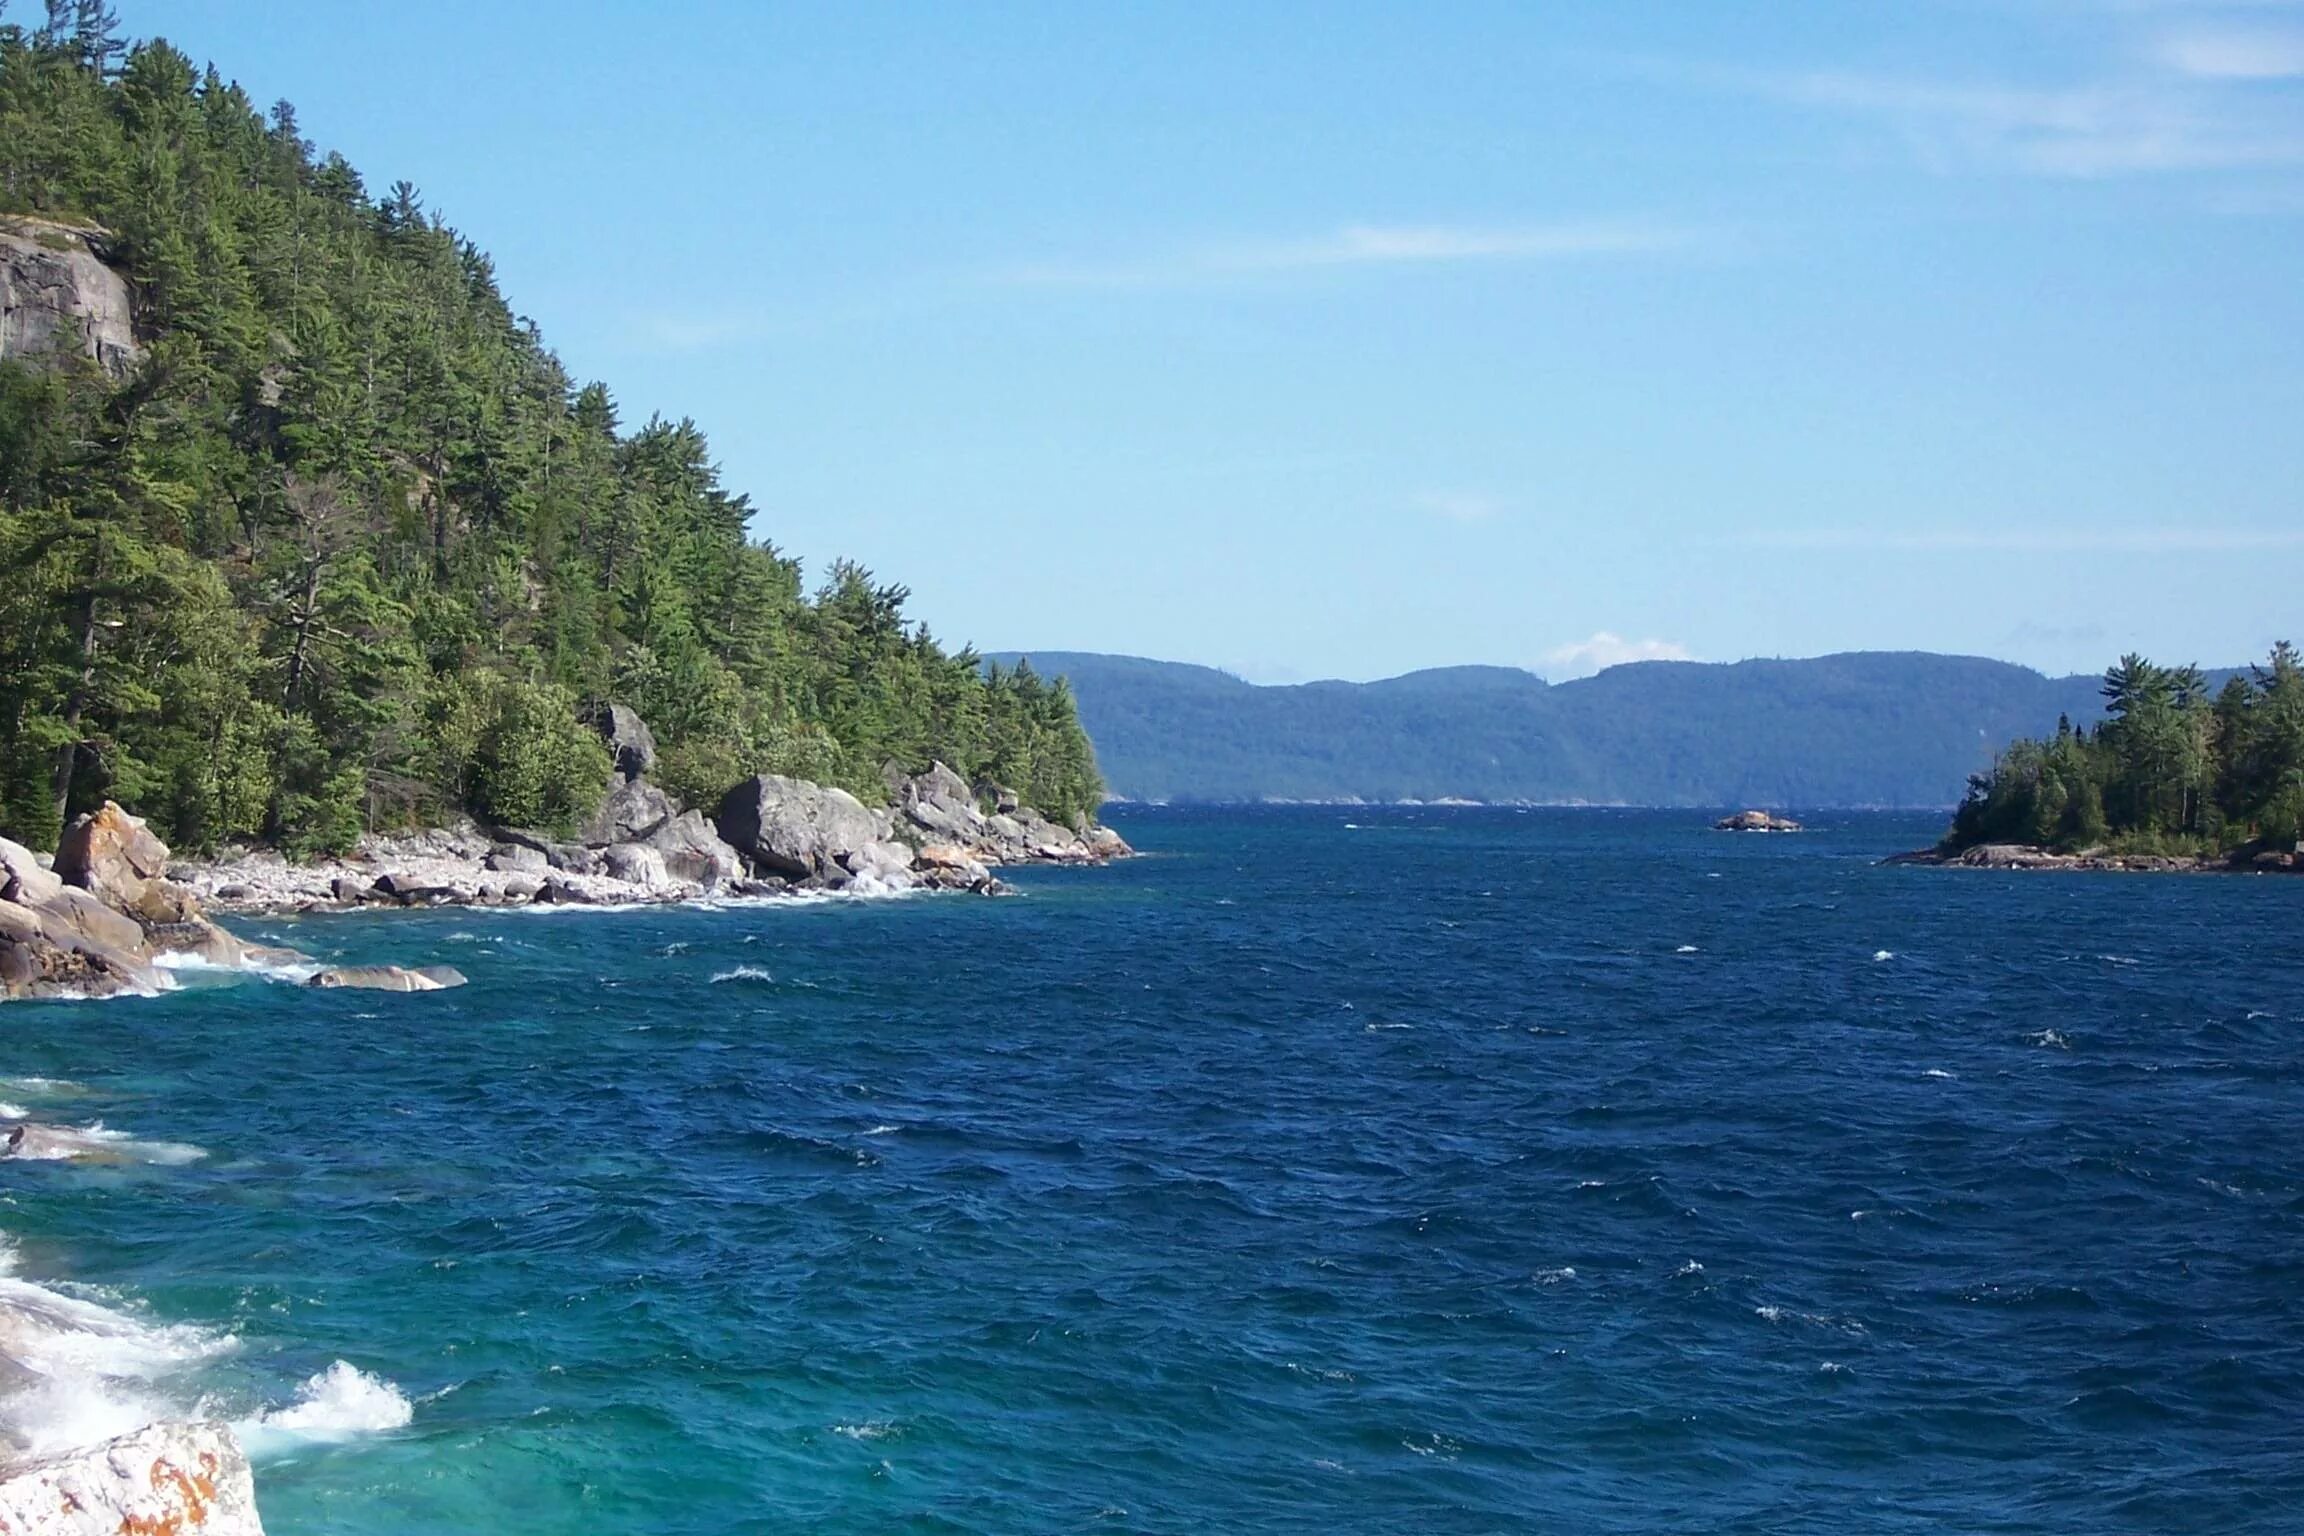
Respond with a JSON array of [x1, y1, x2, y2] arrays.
[[0, 217, 138, 378], [715, 774, 885, 881], [484, 843, 549, 875], [642, 810, 744, 890], [601, 842, 670, 888], [0, 1419, 262, 1535], [582, 776, 675, 846], [841, 839, 920, 891], [591, 702, 658, 782], [0, 835, 62, 907]]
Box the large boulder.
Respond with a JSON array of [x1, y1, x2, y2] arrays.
[[55, 801, 172, 910], [840, 840, 919, 892], [600, 842, 670, 889], [0, 1419, 262, 1534], [581, 776, 675, 847], [715, 775, 885, 881], [590, 703, 658, 782], [0, 837, 62, 907], [642, 810, 744, 891]]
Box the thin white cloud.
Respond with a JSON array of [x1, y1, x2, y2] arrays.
[[1732, 527, 2304, 552], [1002, 220, 1698, 288], [1540, 631, 1695, 680], [2157, 25, 2304, 77], [1620, 48, 2304, 177], [1415, 490, 1503, 523], [1759, 67, 2304, 175]]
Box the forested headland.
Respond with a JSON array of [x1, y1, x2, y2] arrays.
[[0, 6, 1103, 858], [1945, 645, 2304, 857]]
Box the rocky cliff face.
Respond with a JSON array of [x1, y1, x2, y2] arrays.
[[0, 1420, 263, 1535], [0, 216, 136, 377]]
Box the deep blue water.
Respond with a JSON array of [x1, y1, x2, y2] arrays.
[[5, 807, 2303, 1533]]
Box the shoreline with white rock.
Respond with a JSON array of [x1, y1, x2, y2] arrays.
[[169, 758, 1131, 918]]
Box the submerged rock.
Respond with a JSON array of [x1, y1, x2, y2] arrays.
[[0, 1420, 262, 1533], [306, 964, 468, 992]]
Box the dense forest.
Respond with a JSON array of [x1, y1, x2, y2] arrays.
[[0, 5, 1101, 856], [1947, 645, 2304, 855]]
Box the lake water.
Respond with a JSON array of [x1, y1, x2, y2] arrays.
[[4, 807, 2301, 1533]]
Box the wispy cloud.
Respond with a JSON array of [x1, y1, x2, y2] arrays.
[[1540, 631, 1694, 680], [1748, 67, 2303, 175], [1414, 490, 1504, 523], [2156, 25, 2304, 78], [1001, 220, 1699, 288], [1618, 39, 2304, 178], [1731, 526, 2304, 552]]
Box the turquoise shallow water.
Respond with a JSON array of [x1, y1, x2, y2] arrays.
[[4, 807, 2303, 1533]]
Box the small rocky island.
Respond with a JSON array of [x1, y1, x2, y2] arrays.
[[1714, 809, 1803, 832]]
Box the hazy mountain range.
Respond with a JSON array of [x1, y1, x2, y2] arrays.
[[987, 651, 2206, 808]]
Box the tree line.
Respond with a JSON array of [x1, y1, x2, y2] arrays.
[[0, 11, 1103, 854], [1948, 645, 2304, 854]]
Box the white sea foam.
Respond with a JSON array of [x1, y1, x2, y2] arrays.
[[863, 1124, 901, 1137], [233, 1361, 414, 1460], [1872, 950, 1895, 962], [154, 950, 324, 985], [1923, 1068, 1956, 1079], [1533, 1266, 1577, 1285], [711, 965, 775, 985], [2030, 1029, 2071, 1050], [0, 1077, 89, 1098], [0, 1243, 236, 1458], [1676, 1260, 1704, 1276], [830, 1420, 897, 1441]]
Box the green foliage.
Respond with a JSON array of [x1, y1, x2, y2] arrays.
[[0, 24, 1101, 852], [1949, 644, 2304, 856]]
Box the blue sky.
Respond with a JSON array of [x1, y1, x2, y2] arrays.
[[154, 0, 2302, 682]]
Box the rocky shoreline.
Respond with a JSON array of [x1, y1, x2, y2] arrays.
[[1886, 841, 2302, 874], [174, 726, 1129, 918]]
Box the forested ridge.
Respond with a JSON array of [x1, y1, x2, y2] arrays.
[[1947, 645, 2304, 856], [0, 5, 1102, 856], [994, 649, 2181, 808]]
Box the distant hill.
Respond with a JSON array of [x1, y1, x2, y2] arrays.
[[987, 651, 2168, 807]]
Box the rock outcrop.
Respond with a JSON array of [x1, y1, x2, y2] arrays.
[[1, 804, 254, 999], [715, 775, 887, 882], [1885, 842, 2287, 874], [0, 1419, 263, 1534], [590, 702, 658, 783], [1715, 810, 1802, 832], [0, 216, 137, 378], [581, 776, 675, 847]]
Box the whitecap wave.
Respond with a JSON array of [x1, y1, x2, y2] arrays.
[[0, 1242, 236, 1458], [239, 1361, 413, 1454], [711, 965, 774, 985], [1872, 950, 1895, 962]]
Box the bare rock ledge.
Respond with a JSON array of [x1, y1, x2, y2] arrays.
[[0, 1420, 262, 1535]]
